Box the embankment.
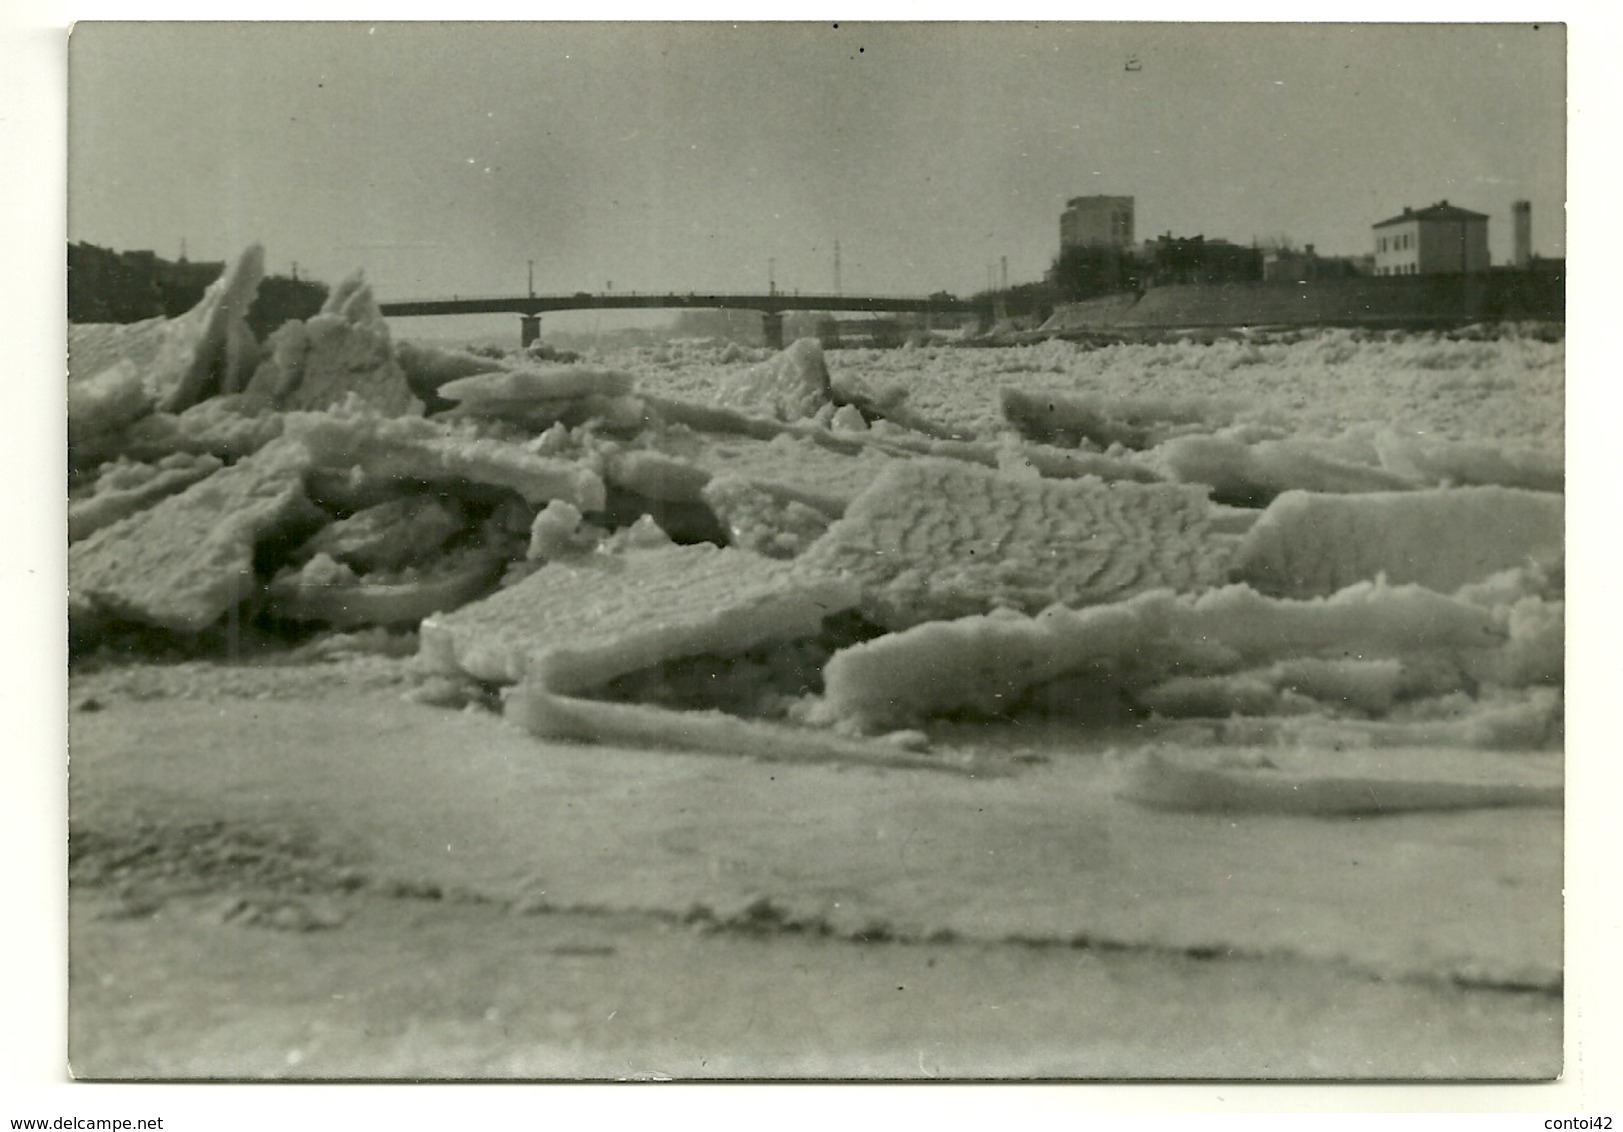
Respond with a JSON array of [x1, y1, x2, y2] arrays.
[[1043, 270, 1564, 334]]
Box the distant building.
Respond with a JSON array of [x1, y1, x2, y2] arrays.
[[1139, 234, 1262, 287], [1262, 244, 1369, 282], [67, 241, 227, 322], [1372, 201, 1490, 276], [1061, 195, 1135, 250]]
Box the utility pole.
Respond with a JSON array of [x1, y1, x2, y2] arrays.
[[769, 257, 777, 297], [527, 259, 535, 299], [834, 239, 842, 296]]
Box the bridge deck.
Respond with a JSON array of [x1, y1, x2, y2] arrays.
[[377, 292, 980, 318]]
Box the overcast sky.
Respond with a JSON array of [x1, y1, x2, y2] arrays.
[[68, 22, 1565, 302]]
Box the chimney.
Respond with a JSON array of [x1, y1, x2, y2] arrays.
[[1513, 200, 1532, 268]]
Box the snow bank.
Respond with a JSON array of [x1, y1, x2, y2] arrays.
[[1234, 487, 1564, 597]]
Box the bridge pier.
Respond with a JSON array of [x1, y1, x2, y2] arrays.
[[761, 311, 785, 351], [520, 314, 541, 348]]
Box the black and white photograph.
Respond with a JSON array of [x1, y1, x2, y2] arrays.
[[47, 15, 1584, 1090]]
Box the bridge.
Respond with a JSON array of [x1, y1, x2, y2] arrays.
[[376, 290, 985, 349]]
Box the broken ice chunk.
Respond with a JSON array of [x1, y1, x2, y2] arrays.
[[69, 453, 224, 543], [1373, 431, 1564, 493], [69, 438, 321, 634], [1149, 434, 1418, 505], [505, 684, 985, 776], [285, 410, 606, 512], [393, 339, 511, 411], [527, 499, 599, 561], [269, 272, 423, 417], [701, 476, 833, 559], [999, 441, 1167, 485], [718, 338, 834, 421], [1138, 657, 1405, 719], [67, 360, 153, 459], [264, 545, 505, 629], [1000, 387, 1233, 450], [418, 543, 860, 693], [295, 495, 468, 573], [433, 365, 643, 431], [601, 448, 713, 503], [67, 318, 171, 400], [1202, 687, 1563, 752], [150, 244, 266, 413], [1233, 486, 1564, 598], [115, 398, 288, 465], [66, 244, 266, 453], [437, 365, 637, 405], [829, 404, 869, 433], [813, 581, 1503, 732], [688, 433, 899, 517], [794, 459, 1232, 630]]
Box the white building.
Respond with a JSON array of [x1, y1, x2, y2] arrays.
[[1371, 201, 1490, 276]]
